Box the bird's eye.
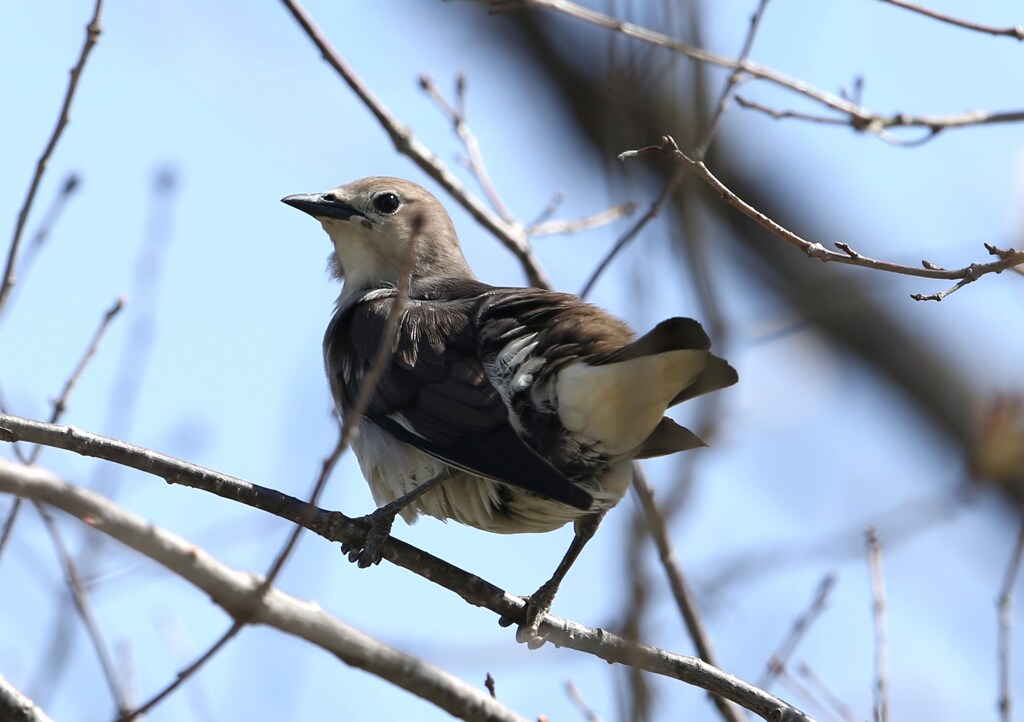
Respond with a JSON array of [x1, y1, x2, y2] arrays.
[[372, 192, 401, 215]]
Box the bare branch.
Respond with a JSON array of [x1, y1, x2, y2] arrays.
[[735, 96, 1024, 143], [694, 0, 772, 159], [0, 460, 529, 722], [33, 502, 132, 714], [620, 135, 1024, 299], [0, 675, 55, 722], [758, 575, 836, 690], [998, 512, 1024, 722], [565, 680, 602, 722], [16, 173, 81, 289], [0, 296, 125, 560], [421, 73, 515, 224], [796, 664, 859, 722], [734, 97, 849, 127], [579, 166, 685, 298], [0, 417, 816, 722], [876, 0, 1024, 40], [0, 0, 104, 320], [38, 296, 126, 462], [866, 529, 889, 722], [527, 201, 636, 237], [630, 465, 745, 722], [280, 0, 552, 289], [488, 0, 1024, 142]]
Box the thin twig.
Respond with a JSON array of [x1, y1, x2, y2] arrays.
[[0, 422, 817, 722], [775, 667, 839, 722], [0, 296, 125, 562], [280, 0, 552, 289], [997, 512, 1024, 722], [17, 173, 81, 288], [579, 165, 685, 298], [528, 202, 636, 237], [734, 97, 848, 126], [797, 664, 859, 722], [735, 95, 1024, 142], [10, 297, 128, 712], [0, 460, 529, 722], [34, 296, 126, 464], [620, 135, 1024, 300], [876, 0, 1024, 40], [565, 680, 602, 722], [33, 502, 132, 715], [866, 529, 889, 722], [33, 169, 177, 704], [118, 431, 345, 722], [117, 623, 241, 722], [421, 73, 515, 224], [420, 72, 635, 241], [693, 0, 772, 159], [0, 0, 104, 320], [758, 574, 836, 690], [629, 465, 745, 722], [526, 192, 564, 229]]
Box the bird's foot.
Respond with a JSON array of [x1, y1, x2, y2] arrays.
[[498, 580, 558, 649], [339, 507, 397, 568]]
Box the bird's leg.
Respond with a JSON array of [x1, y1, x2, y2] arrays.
[[341, 469, 454, 568], [501, 510, 607, 648]]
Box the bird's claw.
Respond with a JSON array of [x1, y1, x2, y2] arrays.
[[340, 509, 396, 567], [498, 584, 556, 649]]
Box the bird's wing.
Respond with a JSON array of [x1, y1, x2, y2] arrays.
[[325, 291, 592, 510]]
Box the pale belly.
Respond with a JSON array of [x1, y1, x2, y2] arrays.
[[351, 421, 632, 534]]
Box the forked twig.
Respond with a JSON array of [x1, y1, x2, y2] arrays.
[[620, 135, 1024, 300], [694, 0, 772, 158], [280, 0, 552, 289]]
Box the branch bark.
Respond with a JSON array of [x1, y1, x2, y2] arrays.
[[0, 415, 816, 722]]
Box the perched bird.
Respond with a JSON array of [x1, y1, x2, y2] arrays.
[[283, 177, 737, 642]]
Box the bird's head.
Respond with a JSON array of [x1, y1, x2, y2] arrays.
[[282, 177, 474, 295]]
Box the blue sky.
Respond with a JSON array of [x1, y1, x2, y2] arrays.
[[2, 1, 1023, 720]]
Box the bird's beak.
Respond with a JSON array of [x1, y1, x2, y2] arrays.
[[281, 192, 362, 222]]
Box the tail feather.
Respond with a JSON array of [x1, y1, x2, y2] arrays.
[[592, 317, 710, 366], [670, 354, 739, 406], [635, 417, 706, 458], [557, 316, 737, 457]]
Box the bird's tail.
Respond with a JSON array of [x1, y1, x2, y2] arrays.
[[555, 318, 737, 458]]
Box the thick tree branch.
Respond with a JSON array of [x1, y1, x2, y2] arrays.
[[0, 675, 54, 722], [0, 459, 527, 722], [0, 415, 815, 722]]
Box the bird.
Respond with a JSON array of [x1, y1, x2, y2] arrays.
[[282, 177, 737, 643]]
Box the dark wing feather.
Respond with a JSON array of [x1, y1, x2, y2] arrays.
[[325, 290, 592, 510]]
